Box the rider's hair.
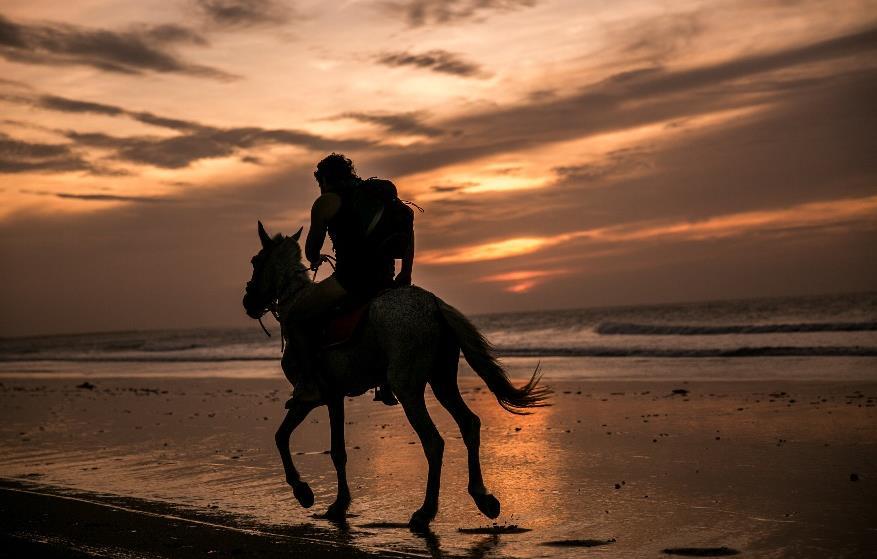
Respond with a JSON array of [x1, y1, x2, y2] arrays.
[[314, 153, 359, 187]]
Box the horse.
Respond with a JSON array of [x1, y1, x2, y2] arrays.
[[242, 221, 550, 531]]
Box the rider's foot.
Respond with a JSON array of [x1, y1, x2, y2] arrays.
[[374, 384, 398, 406], [287, 376, 322, 406]]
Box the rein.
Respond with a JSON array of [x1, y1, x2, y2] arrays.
[[310, 253, 336, 281], [258, 315, 272, 337], [254, 261, 313, 353]]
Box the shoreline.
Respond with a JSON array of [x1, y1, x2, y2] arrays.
[[2, 354, 877, 383], [0, 478, 417, 559]]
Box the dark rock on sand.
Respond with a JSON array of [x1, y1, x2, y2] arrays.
[[76, 382, 96, 390], [542, 538, 616, 547], [359, 521, 411, 529], [672, 389, 689, 396], [457, 524, 531, 534], [850, 473, 859, 481], [662, 547, 740, 556]]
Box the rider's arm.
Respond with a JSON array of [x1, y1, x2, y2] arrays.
[[305, 193, 341, 268], [394, 231, 414, 286]]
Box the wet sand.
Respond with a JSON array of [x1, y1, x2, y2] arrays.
[[1, 372, 876, 557]]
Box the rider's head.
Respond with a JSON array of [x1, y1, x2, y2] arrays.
[[314, 153, 358, 192]]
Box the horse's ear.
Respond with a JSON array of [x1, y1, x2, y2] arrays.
[[257, 221, 272, 249], [291, 226, 303, 241]]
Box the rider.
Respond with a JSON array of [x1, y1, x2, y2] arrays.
[[287, 153, 413, 405]]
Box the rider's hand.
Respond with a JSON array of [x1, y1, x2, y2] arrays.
[[309, 254, 328, 271]]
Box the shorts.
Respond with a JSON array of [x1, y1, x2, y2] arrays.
[[333, 258, 395, 300]]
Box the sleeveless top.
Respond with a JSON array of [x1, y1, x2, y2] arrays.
[[326, 182, 395, 297]]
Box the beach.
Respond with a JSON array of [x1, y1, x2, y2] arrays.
[[2, 357, 876, 558], [3, 0, 876, 554]]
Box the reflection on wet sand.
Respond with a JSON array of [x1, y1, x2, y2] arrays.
[[1, 373, 876, 557]]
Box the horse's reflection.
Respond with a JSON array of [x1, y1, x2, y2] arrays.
[[355, 521, 506, 559]]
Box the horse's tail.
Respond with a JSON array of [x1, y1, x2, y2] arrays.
[[435, 297, 551, 415]]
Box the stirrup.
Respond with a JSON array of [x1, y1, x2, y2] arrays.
[[374, 385, 398, 406]]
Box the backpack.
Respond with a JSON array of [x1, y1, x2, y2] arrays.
[[357, 177, 415, 259]]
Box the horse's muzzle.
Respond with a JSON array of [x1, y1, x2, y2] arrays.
[[242, 292, 265, 319]]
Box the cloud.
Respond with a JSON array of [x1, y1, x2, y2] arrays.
[[63, 124, 371, 169], [0, 77, 32, 90], [376, 49, 488, 78], [552, 148, 653, 184], [479, 268, 570, 293], [336, 111, 445, 137], [0, 14, 235, 80], [370, 26, 877, 178], [3, 52, 875, 332], [194, 0, 294, 29], [37, 95, 125, 117], [35, 95, 202, 132], [0, 132, 91, 174], [430, 181, 476, 193], [0, 92, 372, 171], [20, 189, 171, 203], [419, 195, 877, 264], [612, 11, 704, 63], [407, 59, 877, 267], [384, 0, 537, 27]]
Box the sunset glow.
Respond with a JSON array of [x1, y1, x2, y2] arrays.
[[421, 195, 877, 265], [479, 268, 571, 293], [1, 0, 875, 334]]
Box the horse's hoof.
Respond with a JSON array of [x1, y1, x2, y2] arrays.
[[474, 493, 501, 519], [325, 500, 349, 521], [408, 509, 434, 533], [292, 481, 315, 508]]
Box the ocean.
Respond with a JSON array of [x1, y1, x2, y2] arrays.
[[2, 291, 876, 381]]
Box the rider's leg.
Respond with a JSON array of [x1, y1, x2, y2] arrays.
[[286, 275, 348, 402], [290, 274, 347, 321]]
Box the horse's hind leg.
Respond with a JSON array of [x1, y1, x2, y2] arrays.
[[325, 396, 351, 520], [431, 376, 501, 520], [396, 388, 444, 531]]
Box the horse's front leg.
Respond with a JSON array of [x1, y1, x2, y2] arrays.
[[276, 399, 318, 508], [325, 396, 351, 520]]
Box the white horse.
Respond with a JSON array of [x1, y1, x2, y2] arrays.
[[242, 222, 550, 530]]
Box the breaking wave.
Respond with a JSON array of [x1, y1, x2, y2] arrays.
[[595, 321, 877, 336], [494, 345, 877, 357], [1, 346, 875, 362]]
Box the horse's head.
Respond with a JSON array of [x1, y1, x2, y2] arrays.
[[242, 221, 304, 319]]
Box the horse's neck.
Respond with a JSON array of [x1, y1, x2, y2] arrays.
[[275, 260, 311, 327]]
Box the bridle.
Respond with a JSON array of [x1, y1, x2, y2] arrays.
[[247, 243, 312, 344]]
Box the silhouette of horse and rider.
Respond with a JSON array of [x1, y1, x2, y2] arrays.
[[242, 153, 550, 531]]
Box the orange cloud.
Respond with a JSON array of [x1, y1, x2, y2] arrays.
[[506, 281, 537, 293], [420, 236, 558, 264], [479, 268, 571, 293], [420, 195, 877, 265]]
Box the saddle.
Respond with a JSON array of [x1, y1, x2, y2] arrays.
[[314, 292, 399, 406], [320, 301, 370, 349], [319, 285, 396, 348]]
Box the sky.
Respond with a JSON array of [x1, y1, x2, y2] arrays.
[[0, 0, 876, 336]]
